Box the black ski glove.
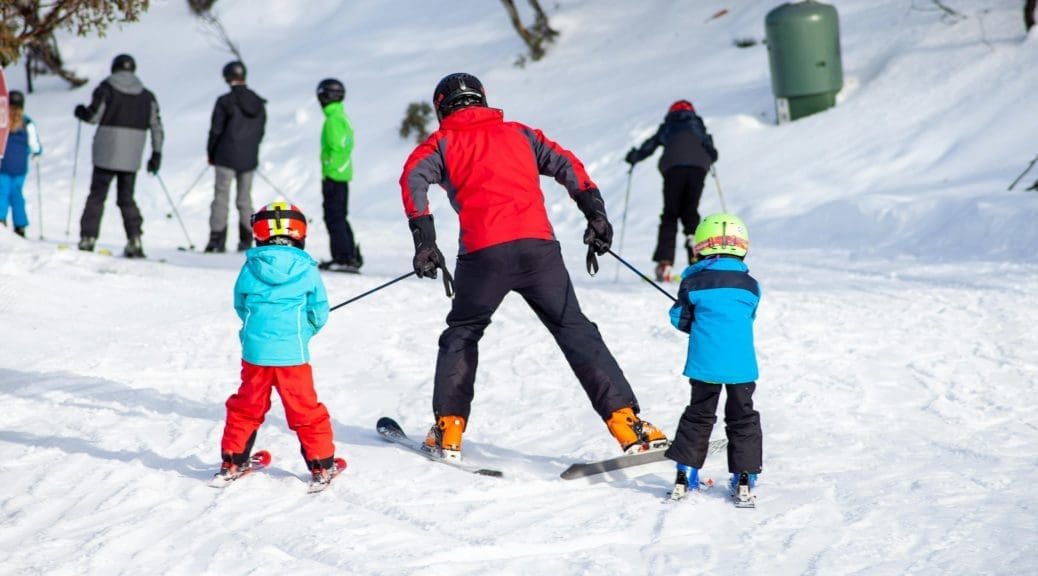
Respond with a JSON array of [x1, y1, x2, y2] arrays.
[[74, 104, 91, 121], [409, 214, 445, 279], [575, 188, 613, 256], [147, 152, 161, 174], [624, 147, 639, 166]]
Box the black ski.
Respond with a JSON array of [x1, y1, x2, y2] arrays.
[[376, 417, 502, 477]]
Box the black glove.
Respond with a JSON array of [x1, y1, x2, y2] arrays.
[[74, 104, 91, 121], [147, 152, 161, 174], [583, 215, 613, 255], [624, 147, 638, 166], [574, 188, 613, 256], [708, 146, 719, 163], [409, 214, 445, 279]]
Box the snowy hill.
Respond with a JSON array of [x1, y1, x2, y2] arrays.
[[2, 1, 1037, 574]]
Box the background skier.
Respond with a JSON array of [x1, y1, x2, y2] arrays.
[[205, 60, 267, 253], [73, 53, 163, 258], [316, 78, 362, 272], [0, 91, 43, 237], [625, 100, 718, 281]]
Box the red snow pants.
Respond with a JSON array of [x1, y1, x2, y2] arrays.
[[220, 360, 334, 465]]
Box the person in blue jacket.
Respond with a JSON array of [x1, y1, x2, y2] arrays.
[[664, 213, 762, 503], [0, 91, 43, 236], [214, 202, 341, 488]]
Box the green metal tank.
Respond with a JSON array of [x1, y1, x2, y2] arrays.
[[765, 1, 843, 123]]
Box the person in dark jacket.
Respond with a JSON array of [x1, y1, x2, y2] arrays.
[[74, 53, 163, 258], [399, 72, 668, 462], [625, 100, 718, 282], [205, 61, 267, 253]]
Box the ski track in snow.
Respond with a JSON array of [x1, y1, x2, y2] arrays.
[[3, 0, 1038, 573], [2, 246, 1037, 575]]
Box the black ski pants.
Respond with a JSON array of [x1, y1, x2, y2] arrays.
[[433, 238, 639, 422], [665, 379, 762, 474], [321, 179, 357, 263], [80, 167, 142, 239], [652, 165, 707, 265]]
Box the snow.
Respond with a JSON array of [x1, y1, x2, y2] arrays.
[[2, 0, 1038, 574]]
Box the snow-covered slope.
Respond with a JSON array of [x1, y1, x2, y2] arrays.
[[2, 1, 1037, 574]]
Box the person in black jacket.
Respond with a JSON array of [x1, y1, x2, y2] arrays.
[[74, 54, 164, 258], [625, 100, 718, 281], [205, 61, 267, 253]]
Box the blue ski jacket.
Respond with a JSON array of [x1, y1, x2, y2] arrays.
[[234, 245, 329, 366], [669, 256, 760, 383]]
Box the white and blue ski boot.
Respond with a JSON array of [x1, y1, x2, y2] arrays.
[[669, 463, 700, 501], [730, 472, 758, 508]]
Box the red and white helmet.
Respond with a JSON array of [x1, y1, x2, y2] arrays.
[[251, 202, 307, 244]]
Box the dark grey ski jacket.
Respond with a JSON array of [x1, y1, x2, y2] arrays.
[[79, 71, 164, 173], [629, 109, 717, 173], [207, 84, 267, 172]]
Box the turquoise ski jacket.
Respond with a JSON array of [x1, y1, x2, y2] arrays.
[[234, 245, 329, 366]]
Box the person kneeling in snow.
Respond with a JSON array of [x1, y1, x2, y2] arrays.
[[214, 202, 340, 487]]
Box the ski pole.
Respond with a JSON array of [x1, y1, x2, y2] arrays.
[[613, 164, 634, 281], [155, 173, 196, 250], [34, 157, 43, 240], [607, 248, 677, 303], [168, 163, 210, 218], [1008, 153, 1038, 190], [256, 168, 294, 204], [65, 120, 81, 238], [330, 271, 416, 312], [710, 165, 728, 212]]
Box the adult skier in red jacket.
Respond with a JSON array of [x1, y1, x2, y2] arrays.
[[399, 72, 668, 461]]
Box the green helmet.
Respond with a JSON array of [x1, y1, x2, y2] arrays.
[[693, 213, 749, 258]]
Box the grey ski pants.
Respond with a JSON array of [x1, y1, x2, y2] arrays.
[[209, 166, 254, 234]]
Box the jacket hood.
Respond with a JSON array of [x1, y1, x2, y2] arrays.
[[244, 245, 315, 286], [682, 255, 748, 278], [439, 106, 503, 130], [664, 109, 697, 124], [231, 85, 266, 118], [105, 71, 145, 95]]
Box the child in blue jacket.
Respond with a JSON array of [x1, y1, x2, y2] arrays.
[[664, 213, 762, 503], [214, 202, 341, 488], [0, 91, 43, 236]]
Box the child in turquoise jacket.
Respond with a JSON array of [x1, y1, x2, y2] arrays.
[[215, 202, 341, 488]]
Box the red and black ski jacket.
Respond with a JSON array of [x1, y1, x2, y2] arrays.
[[400, 106, 598, 254]]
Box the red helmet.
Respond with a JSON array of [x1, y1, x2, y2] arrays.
[[668, 100, 695, 113], [251, 202, 307, 244]]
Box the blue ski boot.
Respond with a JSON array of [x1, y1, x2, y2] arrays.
[[670, 463, 700, 500]]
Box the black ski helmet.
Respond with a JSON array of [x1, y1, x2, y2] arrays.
[[316, 78, 346, 107], [433, 73, 486, 120], [111, 54, 136, 73], [223, 60, 247, 83], [9, 90, 25, 108]]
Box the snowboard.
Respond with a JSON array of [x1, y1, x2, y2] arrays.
[[376, 416, 503, 478], [207, 450, 272, 488], [560, 437, 728, 480]]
